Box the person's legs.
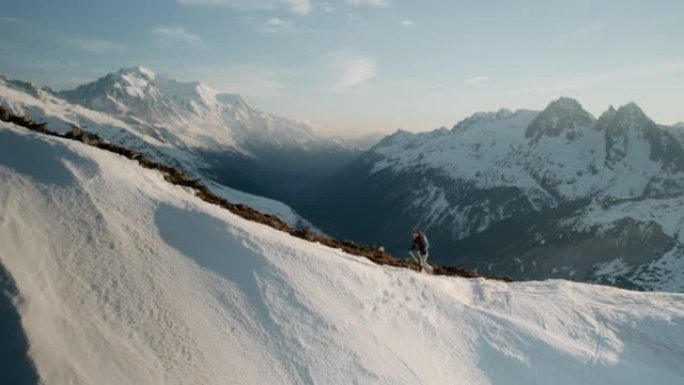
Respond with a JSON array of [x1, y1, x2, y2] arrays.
[[420, 252, 433, 273], [420, 252, 428, 265]]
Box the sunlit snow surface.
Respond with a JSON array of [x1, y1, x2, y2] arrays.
[[1, 122, 683, 384]]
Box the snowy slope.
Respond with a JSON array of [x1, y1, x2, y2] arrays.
[[372, 110, 541, 194], [572, 196, 684, 292], [2, 123, 684, 385], [0, 75, 313, 228]]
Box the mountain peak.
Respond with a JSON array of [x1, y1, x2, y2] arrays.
[[525, 97, 594, 139], [547, 97, 584, 111], [616, 101, 646, 117], [373, 128, 414, 149], [602, 101, 684, 172], [117, 66, 156, 80], [612, 102, 653, 128]]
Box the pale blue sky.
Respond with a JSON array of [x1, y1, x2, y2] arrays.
[[1, 0, 683, 134]]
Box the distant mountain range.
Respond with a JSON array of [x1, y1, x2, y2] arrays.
[[56, 67, 374, 204], [3, 68, 684, 291], [308, 98, 684, 291], [57, 66, 356, 155], [0, 68, 378, 228]]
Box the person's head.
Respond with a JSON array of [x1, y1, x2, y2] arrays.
[[413, 231, 420, 239]]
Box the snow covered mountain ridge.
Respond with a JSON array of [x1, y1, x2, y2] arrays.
[[1, 121, 684, 384], [57, 66, 326, 153], [313, 98, 684, 291], [370, 97, 684, 202]]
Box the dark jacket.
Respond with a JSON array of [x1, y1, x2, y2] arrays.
[[410, 235, 429, 255]]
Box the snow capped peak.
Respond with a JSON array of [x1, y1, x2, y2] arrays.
[[58, 68, 183, 127], [116, 66, 156, 81], [53, 66, 341, 154], [525, 97, 595, 139], [67, 67, 219, 108]]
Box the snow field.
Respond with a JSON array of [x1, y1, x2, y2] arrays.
[[1, 123, 684, 384]]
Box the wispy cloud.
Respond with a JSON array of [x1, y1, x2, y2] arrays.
[[262, 17, 294, 33], [151, 27, 202, 47], [177, 0, 311, 15], [327, 50, 377, 91], [69, 38, 127, 53], [400, 19, 414, 27], [465, 76, 492, 85]]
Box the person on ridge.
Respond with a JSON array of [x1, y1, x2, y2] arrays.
[[409, 231, 430, 271]]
